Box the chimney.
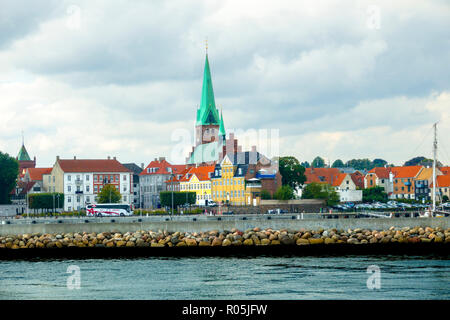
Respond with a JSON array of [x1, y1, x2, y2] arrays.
[[154, 158, 157, 162], [141, 163, 144, 169], [107, 156, 111, 160], [229, 132, 234, 140], [251, 145, 257, 152], [159, 157, 165, 162], [56, 156, 60, 161], [73, 156, 76, 160], [113, 156, 116, 160]]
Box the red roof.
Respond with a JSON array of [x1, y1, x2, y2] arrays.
[[391, 166, 422, 179], [58, 159, 131, 173], [350, 171, 365, 189], [367, 167, 391, 179], [430, 175, 450, 188], [166, 168, 190, 183], [305, 167, 340, 185], [181, 165, 215, 182], [27, 168, 52, 181], [140, 159, 186, 176], [439, 166, 450, 175], [332, 173, 347, 187]]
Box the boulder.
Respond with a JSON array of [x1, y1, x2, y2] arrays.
[[296, 238, 310, 245]]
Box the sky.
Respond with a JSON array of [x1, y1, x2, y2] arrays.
[[0, 0, 449, 168]]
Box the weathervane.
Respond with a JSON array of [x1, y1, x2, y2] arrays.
[[205, 38, 208, 54]]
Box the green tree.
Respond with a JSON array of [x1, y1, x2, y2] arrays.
[[0, 151, 19, 204], [300, 161, 310, 168], [331, 159, 345, 168], [160, 191, 196, 208], [279, 156, 306, 190], [273, 185, 295, 200], [372, 158, 388, 168], [97, 184, 122, 203], [442, 195, 449, 203], [362, 186, 388, 203], [311, 156, 325, 168], [302, 182, 339, 206], [345, 158, 373, 171], [260, 189, 272, 200]]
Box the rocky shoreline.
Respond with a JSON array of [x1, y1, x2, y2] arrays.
[[1, 226, 449, 250]]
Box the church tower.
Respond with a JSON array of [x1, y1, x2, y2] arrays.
[[16, 135, 36, 175], [195, 53, 221, 146]]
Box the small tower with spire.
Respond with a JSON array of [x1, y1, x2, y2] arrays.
[[16, 132, 36, 175]]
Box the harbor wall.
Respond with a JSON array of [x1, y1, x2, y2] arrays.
[[0, 217, 449, 236]]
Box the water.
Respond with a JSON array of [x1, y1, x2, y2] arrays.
[[0, 255, 449, 299]]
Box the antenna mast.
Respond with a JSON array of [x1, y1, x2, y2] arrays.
[[432, 122, 437, 215]]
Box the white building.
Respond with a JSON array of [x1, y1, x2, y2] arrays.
[[44, 157, 133, 211]]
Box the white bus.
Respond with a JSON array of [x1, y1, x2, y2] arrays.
[[86, 203, 133, 217]]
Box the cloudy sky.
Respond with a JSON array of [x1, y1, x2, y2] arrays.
[[1, 0, 449, 168]]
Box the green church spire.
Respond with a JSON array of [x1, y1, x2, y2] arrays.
[[196, 54, 220, 126], [219, 108, 226, 137], [17, 144, 31, 161]]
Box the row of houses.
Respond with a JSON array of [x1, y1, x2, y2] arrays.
[[11, 52, 282, 211], [302, 165, 450, 203]]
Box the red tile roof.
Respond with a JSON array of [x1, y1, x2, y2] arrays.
[[179, 165, 215, 182], [391, 166, 422, 179], [27, 168, 52, 181], [439, 167, 450, 175], [367, 167, 391, 179], [431, 175, 450, 188], [58, 159, 131, 173], [332, 173, 347, 187], [305, 167, 340, 185], [140, 159, 186, 176], [350, 171, 365, 189]]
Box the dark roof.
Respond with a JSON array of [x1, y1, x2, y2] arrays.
[[122, 163, 143, 175], [234, 164, 248, 177]]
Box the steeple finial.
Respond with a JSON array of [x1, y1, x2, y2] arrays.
[[205, 38, 208, 55], [22, 130, 24, 146]]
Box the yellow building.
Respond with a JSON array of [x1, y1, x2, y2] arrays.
[[179, 166, 215, 205], [211, 155, 248, 206]]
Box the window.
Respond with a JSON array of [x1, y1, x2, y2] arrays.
[[94, 175, 98, 182], [94, 185, 98, 193], [86, 196, 90, 203], [86, 186, 90, 192], [124, 196, 127, 202], [68, 186, 71, 192], [76, 196, 80, 203], [68, 196, 72, 203], [68, 175, 71, 181], [48, 176, 51, 183], [123, 175, 127, 181], [53, 176, 55, 182], [86, 175, 90, 181], [100, 175, 103, 182], [76, 186, 81, 192]]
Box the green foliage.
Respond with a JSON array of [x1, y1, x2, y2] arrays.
[[279, 156, 306, 190], [160, 191, 196, 208], [331, 159, 345, 168], [301, 182, 339, 206], [311, 156, 325, 168], [0, 151, 19, 204], [97, 184, 121, 203], [260, 189, 272, 200], [443, 195, 449, 202], [362, 187, 388, 203], [345, 158, 373, 171], [373, 158, 388, 167], [28, 193, 64, 210], [300, 161, 310, 168], [403, 156, 442, 167], [273, 185, 295, 200]]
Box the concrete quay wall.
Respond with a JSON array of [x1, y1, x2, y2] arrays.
[[0, 217, 448, 236]]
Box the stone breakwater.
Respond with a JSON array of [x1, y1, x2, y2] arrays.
[[1, 226, 449, 250]]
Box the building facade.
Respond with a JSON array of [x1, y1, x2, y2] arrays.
[[43, 157, 132, 211], [139, 158, 186, 209]]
